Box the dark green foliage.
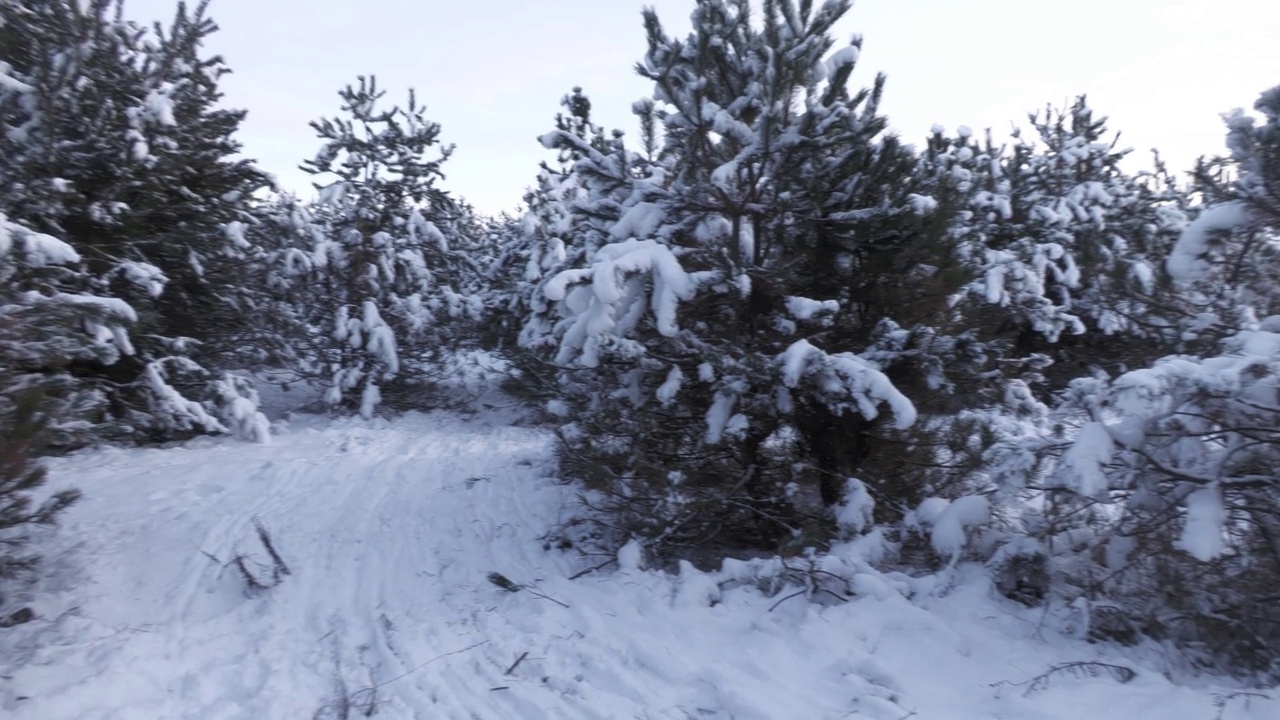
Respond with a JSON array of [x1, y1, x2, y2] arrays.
[[0, 389, 80, 597], [0, 0, 273, 440], [523, 0, 960, 561], [487, 572, 520, 593]]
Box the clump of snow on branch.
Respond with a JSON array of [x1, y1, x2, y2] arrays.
[[779, 339, 917, 429]]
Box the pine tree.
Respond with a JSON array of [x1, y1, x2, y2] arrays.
[[0, 388, 80, 611], [480, 88, 610, 406], [1167, 85, 1280, 342], [486, 87, 600, 354], [524, 0, 955, 559], [0, 0, 271, 441], [951, 98, 1188, 389], [982, 86, 1280, 680], [0, 215, 116, 605], [0, 213, 138, 442], [296, 76, 483, 417]]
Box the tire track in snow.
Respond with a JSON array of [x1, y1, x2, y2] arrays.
[[301, 418, 561, 718]]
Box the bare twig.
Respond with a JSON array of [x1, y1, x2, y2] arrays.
[[991, 661, 1137, 697], [504, 651, 529, 676], [254, 517, 291, 577], [569, 558, 617, 580], [1212, 690, 1271, 720], [767, 588, 808, 612], [525, 586, 571, 609], [487, 571, 570, 608]]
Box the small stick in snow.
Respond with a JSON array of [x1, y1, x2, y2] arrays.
[[253, 517, 291, 577], [767, 588, 808, 612], [232, 554, 269, 591], [487, 572, 570, 608], [504, 651, 529, 676], [569, 558, 617, 580], [525, 586, 571, 608]]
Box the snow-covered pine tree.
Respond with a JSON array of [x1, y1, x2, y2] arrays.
[[0, 214, 130, 597], [0, 0, 271, 442], [1165, 86, 1280, 345], [885, 107, 1193, 559], [0, 214, 138, 443], [952, 98, 1188, 389], [983, 87, 1280, 680], [298, 76, 483, 417], [485, 88, 601, 355], [526, 0, 956, 559], [480, 88, 610, 407]]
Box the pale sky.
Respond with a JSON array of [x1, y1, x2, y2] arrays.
[[122, 0, 1278, 215]]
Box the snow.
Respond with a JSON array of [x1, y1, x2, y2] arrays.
[[214, 375, 272, 444], [359, 379, 381, 420], [0, 65, 33, 93], [365, 316, 400, 375], [16, 226, 80, 266], [907, 193, 939, 214], [1177, 483, 1227, 562], [1061, 421, 1116, 498], [548, 239, 700, 364], [2, 406, 1275, 719], [142, 86, 177, 127], [609, 201, 665, 241], [224, 220, 251, 249], [929, 495, 991, 559], [1167, 201, 1254, 281], [42, 292, 138, 323], [408, 209, 449, 252], [914, 497, 951, 526], [143, 361, 228, 435], [784, 295, 838, 320], [704, 391, 737, 444], [655, 365, 684, 406], [824, 45, 859, 75], [1130, 259, 1155, 294], [834, 478, 875, 535], [617, 538, 645, 571], [114, 260, 168, 298], [779, 339, 918, 429], [984, 263, 1006, 304]]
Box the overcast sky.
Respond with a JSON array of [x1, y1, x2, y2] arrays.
[[122, 0, 1278, 215]]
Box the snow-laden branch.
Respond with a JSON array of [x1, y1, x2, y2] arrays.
[[1166, 201, 1255, 282], [546, 239, 703, 367], [779, 339, 917, 428]]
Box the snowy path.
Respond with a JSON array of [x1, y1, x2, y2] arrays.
[[2, 410, 1276, 719]]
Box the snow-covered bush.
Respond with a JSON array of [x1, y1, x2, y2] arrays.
[[1031, 328, 1280, 680]]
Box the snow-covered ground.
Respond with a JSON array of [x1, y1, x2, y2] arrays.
[[2, 406, 1276, 719]]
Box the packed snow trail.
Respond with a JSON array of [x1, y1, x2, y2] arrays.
[[2, 409, 1276, 719]]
